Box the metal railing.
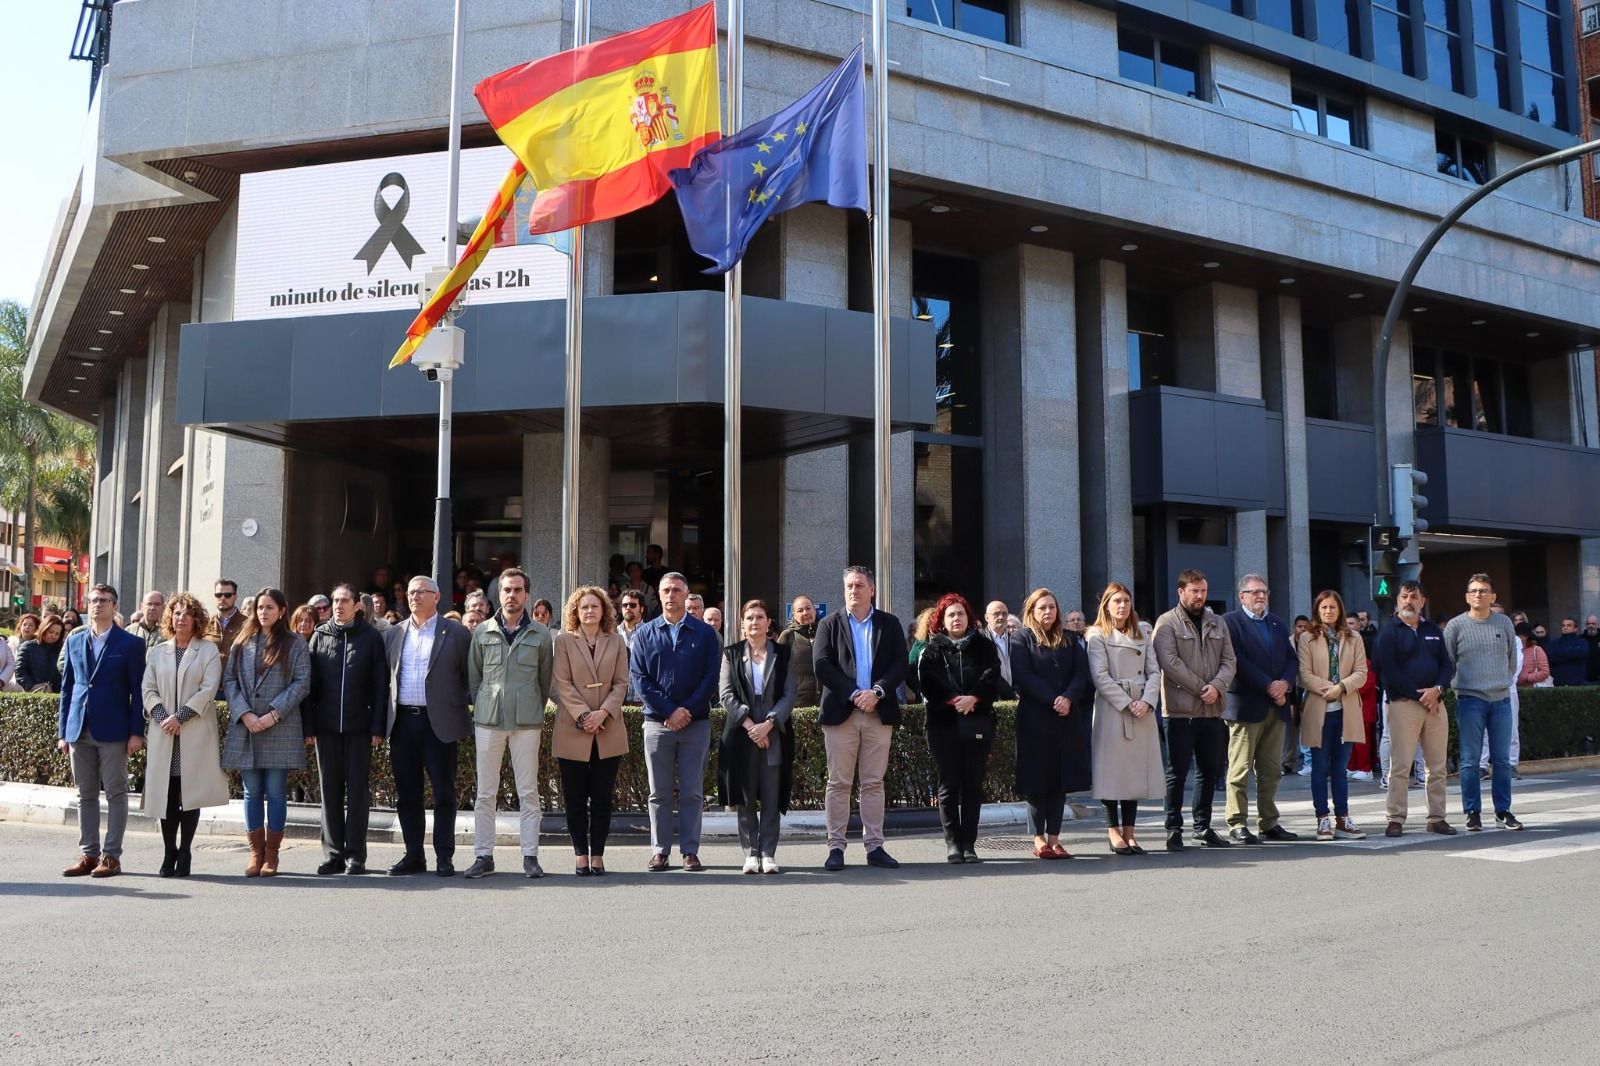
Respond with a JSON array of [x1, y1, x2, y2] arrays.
[[69, 0, 117, 106]]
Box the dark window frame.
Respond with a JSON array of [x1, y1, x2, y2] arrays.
[[905, 0, 1013, 45], [1436, 125, 1492, 184], [1117, 25, 1209, 101], [1412, 345, 1540, 440], [1290, 84, 1367, 146]]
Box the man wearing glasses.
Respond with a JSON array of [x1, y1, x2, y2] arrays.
[[616, 591, 645, 703], [1444, 574, 1523, 832], [58, 584, 147, 877], [1220, 574, 1301, 843], [209, 579, 245, 662]]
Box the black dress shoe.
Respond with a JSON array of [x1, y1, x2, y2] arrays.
[[865, 846, 900, 869], [175, 850, 192, 877], [435, 859, 456, 877], [1228, 827, 1261, 845], [1166, 831, 1185, 851], [575, 863, 594, 877], [1196, 829, 1233, 848], [824, 848, 845, 871], [388, 855, 427, 876], [962, 848, 981, 864], [317, 858, 346, 876], [1261, 825, 1299, 842], [345, 859, 367, 875], [1109, 843, 1134, 856], [946, 841, 963, 864], [159, 853, 177, 878], [1426, 820, 1457, 836], [1127, 843, 1147, 855]]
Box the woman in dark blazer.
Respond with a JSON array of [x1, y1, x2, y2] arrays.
[[1010, 586, 1093, 859], [17, 616, 66, 692], [718, 599, 798, 875], [917, 592, 1001, 864]]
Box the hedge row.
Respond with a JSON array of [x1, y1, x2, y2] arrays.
[[4, 688, 1594, 812]]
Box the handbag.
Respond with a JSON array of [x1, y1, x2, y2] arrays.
[[957, 710, 993, 741]]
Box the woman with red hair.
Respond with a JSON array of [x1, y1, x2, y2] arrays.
[[916, 592, 1002, 863]]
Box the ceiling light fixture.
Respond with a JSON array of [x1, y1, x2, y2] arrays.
[[1278, 277, 1295, 285], [1411, 306, 1426, 313], [68, 388, 80, 394], [1201, 261, 1221, 269], [88, 346, 103, 352], [80, 360, 94, 367], [131, 263, 150, 270], [109, 310, 124, 316], [1029, 224, 1048, 233], [146, 235, 167, 244], [929, 204, 950, 214], [915, 313, 933, 320], [1120, 243, 1139, 252], [119, 288, 137, 295], [648, 274, 658, 283], [1470, 319, 1486, 325], [73, 375, 86, 382], [1525, 330, 1540, 338], [97, 328, 113, 335], [938, 342, 955, 349], [1347, 292, 1364, 300]]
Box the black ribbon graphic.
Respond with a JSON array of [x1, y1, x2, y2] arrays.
[[354, 172, 426, 273]]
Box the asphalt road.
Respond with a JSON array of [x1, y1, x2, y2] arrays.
[[4, 771, 1598, 1065]]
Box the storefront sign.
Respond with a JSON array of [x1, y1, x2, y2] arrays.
[[235, 146, 568, 321]]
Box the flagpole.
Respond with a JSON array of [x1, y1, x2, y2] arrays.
[[433, 0, 467, 593], [870, 0, 892, 612], [722, 0, 743, 642], [559, 0, 590, 608]]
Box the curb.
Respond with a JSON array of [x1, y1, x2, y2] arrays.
[[0, 781, 1084, 845]]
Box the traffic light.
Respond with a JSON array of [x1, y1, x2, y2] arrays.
[[1392, 463, 1429, 539], [1370, 524, 1402, 606]]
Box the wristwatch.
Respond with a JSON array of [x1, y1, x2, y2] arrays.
[[872, 684, 886, 700]]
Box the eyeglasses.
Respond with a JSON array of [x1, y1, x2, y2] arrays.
[[214, 592, 235, 599], [1466, 588, 1493, 596], [86, 597, 113, 606], [1241, 589, 1269, 597]]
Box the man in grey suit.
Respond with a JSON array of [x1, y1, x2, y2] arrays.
[[384, 576, 473, 877]]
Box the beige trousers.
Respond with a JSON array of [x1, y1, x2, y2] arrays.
[[1384, 699, 1448, 825], [822, 710, 894, 851]]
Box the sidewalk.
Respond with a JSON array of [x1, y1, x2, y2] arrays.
[[0, 781, 1079, 845]]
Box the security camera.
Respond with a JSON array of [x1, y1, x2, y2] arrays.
[[425, 368, 440, 382]]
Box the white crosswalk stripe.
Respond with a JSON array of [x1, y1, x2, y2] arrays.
[[1450, 831, 1600, 863]]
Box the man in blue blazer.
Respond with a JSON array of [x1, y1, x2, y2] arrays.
[[629, 572, 722, 871], [57, 583, 148, 878], [1221, 573, 1300, 844]]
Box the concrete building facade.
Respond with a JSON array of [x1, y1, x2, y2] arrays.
[[25, 0, 1600, 625]]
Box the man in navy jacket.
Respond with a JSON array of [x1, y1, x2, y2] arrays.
[[1373, 580, 1456, 837], [57, 583, 147, 878], [1221, 574, 1300, 844], [629, 572, 722, 871]]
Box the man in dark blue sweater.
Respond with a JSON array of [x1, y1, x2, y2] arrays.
[[1372, 580, 1456, 838], [630, 572, 722, 871], [1221, 574, 1300, 844]]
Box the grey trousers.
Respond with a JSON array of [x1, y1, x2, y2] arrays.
[[70, 737, 130, 859], [736, 742, 783, 858], [642, 718, 711, 856]]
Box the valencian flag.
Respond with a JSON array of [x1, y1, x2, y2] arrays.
[[669, 44, 868, 274], [473, 2, 721, 235], [389, 161, 529, 368]]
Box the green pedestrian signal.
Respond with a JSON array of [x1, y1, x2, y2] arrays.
[[1375, 575, 1392, 599]]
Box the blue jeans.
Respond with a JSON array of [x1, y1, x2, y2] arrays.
[[241, 768, 289, 832], [1309, 710, 1352, 818], [1457, 695, 1513, 815]]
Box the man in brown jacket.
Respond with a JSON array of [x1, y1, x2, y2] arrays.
[[208, 579, 246, 662], [1152, 569, 1237, 851]]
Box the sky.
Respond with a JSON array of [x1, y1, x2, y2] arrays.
[[0, 4, 96, 311]]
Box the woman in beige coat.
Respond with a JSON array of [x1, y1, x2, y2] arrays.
[[552, 585, 630, 877], [1086, 582, 1163, 855], [1297, 589, 1369, 841], [141, 593, 230, 877]]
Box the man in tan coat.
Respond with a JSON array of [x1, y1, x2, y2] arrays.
[[1151, 569, 1236, 852]]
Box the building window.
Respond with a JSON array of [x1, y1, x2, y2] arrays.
[[1127, 291, 1175, 389], [1291, 86, 1363, 145], [1422, 0, 1464, 91], [1370, 0, 1416, 75], [913, 252, 982, 437], [1470, 0, 1511, 107], [1436, 128, 1491, 183], [1176, 515, 1230, 546], [1195, 0, 1245, 13], [1515, 0, 1568, 128], [1118, 27, 1205, 99], [913, 442, 985, 612], [1313, 0, 1362, 54], [906, 0, 1011, 44], [1414, 346, 1539, 439], [1256, 0, 1307, 37], [1302, 325, 1340, 420]]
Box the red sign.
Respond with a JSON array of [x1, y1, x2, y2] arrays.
[[32, 547, 71, 572]]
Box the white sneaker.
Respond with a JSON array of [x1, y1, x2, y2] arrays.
[[1348, 770, 1374, 781], [761, 856, 781, 875], [1334, 816, 1367, 840], [742, 856, 760, 875], [1297, 766, 1312, 776], [1316, 816, 1335, 841], [1380, 773, 1390, 791]]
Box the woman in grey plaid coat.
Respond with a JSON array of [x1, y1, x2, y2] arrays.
[[222, 587, 311, 877]]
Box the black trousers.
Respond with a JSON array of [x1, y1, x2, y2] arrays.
[[1102, 799, 1139, 828], [160, 778, 200, 855], [315, 732, 373, 863], [1026, 791, 1066, 837], [389, 710, 459, 862], [1164, 716, 1228, 831], [559, 744, 622, 856], [927, 721, 993, 850]]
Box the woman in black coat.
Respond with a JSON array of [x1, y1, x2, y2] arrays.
[[17, 616, 66, 693], [1010, 587, 1093, 859], [717, 600, 799, 874], [917, 592, 1001, 864]]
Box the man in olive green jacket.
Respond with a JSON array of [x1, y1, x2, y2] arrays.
[[464, 567, 554, 880]]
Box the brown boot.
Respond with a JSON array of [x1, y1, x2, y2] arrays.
[[261, 830, 284, 877], [245, 829, 266, 877]]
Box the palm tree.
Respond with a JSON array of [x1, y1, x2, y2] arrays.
[[0, 300, 74, 607], [35, 423, 95, 608]]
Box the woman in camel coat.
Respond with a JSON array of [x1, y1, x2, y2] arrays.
[[1297, 589, 1369, 842], [551, 585, 630, 876], [141, 593, 229, 877]]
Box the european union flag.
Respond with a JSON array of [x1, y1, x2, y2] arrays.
[[670, 44, 868, 274]]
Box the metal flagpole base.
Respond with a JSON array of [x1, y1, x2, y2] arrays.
[[433, 497, 453, 594]]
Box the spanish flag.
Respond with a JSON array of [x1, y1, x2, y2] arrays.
[[474, 3, 720, 235], [389, 161, 529, 368]]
